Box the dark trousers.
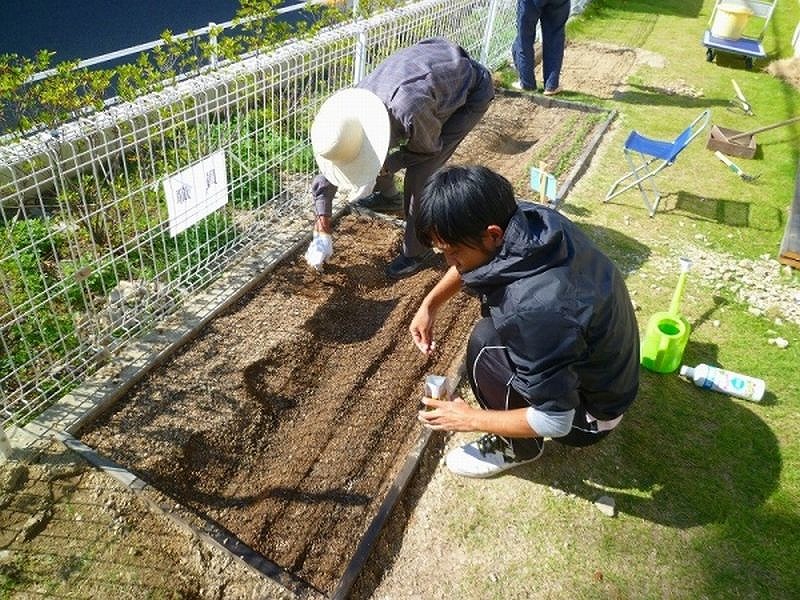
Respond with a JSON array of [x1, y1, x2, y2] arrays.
[[466, 317, 611, 456], [400, 72, 494, 257], [512, 0, 571, 91]]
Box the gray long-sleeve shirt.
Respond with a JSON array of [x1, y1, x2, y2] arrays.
[[312, 37, 491, 216]]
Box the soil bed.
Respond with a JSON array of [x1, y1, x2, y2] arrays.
[[74, 92, 609, 597], [78, 214, 477, 595]]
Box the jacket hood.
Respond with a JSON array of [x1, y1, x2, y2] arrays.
[[461, 203, 570, 293]]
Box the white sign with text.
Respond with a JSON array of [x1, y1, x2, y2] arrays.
[[163, 150, 228, 237]]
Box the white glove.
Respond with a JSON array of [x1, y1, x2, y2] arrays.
[[304, 231, 333, 271]]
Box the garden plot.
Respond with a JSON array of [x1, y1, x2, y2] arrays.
[[59, 91, 611, 598]]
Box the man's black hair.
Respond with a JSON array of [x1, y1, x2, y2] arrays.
[[415, 165, 518, 249]]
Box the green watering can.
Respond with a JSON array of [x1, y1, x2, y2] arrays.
[[641, 258, 692, 373]]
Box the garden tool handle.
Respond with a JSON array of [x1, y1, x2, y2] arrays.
[[715, 151, 743, 175], [731, 79, 746, 103], [727, 116, 800, 141]]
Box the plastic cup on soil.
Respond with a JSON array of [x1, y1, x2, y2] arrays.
[[423, 375, 448, 411]]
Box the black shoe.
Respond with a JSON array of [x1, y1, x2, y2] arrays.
[[358, 191, 403, 212], [385, 251, 433, 280]]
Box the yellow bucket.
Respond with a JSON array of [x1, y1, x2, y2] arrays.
[[711, 4, 753, 40]]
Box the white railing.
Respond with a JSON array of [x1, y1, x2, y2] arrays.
[[0, 0, 520, 451]]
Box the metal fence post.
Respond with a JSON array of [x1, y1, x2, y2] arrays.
[[353, 31, 368, 85], [209, 22, 218, 68], [352, 0, 368, 85], [0, 428, 12, 459], [480, 0, 501, 66]]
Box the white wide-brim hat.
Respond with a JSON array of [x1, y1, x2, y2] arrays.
[[311, 88, 390, 202]]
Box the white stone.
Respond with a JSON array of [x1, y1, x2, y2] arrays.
[[595, 495, 616, 517], [773, 337, 789, 349]]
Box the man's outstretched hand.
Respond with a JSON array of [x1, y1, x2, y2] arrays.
[[409, 305, 436, 355], [418, 396, 475, 432]]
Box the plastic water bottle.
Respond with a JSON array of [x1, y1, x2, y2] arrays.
[[679, 363, 765, 402]]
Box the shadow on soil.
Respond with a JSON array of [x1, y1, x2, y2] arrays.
[[349, 432, 448, 600], [611, 84, 729, 110]]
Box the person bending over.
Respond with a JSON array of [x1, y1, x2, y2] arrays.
[[307, 37, 494, 279], [410, 165, 639, 477]]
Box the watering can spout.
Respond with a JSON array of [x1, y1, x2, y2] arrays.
[[668, 257, 692, 316]]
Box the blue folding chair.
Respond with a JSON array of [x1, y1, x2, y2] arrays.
[[605, 110, 710, 216]]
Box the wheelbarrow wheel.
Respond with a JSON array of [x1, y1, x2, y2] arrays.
[[706, 48, 714, 62], [744, 56, 753, 70]]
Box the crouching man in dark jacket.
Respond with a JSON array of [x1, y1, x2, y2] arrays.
[[410, 165, 639, 478]]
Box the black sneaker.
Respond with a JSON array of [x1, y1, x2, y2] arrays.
[[385, 251, 433, 279], [445, 433, 544, 478], [358, 191, 404, 212]]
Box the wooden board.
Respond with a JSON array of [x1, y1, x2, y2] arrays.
[[779, 159, 800, 270]]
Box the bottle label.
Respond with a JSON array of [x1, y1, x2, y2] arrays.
[[703, 367, 755, 398]]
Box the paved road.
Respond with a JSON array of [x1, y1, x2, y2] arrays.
[[2, 0, 241, 61]]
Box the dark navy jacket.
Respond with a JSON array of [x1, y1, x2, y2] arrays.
[[461, 203, 640, 421]]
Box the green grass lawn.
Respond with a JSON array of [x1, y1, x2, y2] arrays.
[[438, 1, 800, 597]]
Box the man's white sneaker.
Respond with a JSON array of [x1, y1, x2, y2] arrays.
[[445, 434, 543, 478]]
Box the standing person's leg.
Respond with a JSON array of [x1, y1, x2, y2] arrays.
[[388, 82, 493, 275], [403, 88, 493, 257], [512, 0, 542, 90], [540, 0, 571, 93], [359, 171, 403, 211], [372, 171, 401, 198], [401, 161, 444, 259]]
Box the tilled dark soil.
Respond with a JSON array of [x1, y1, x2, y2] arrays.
[[77, 92, 609, 597], [79, 214, 479, 595]]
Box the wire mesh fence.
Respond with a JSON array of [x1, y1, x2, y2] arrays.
[[0, 0, 519, 448]]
